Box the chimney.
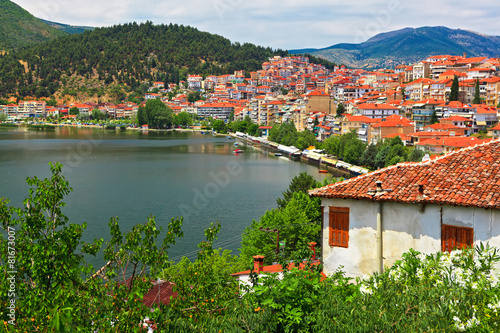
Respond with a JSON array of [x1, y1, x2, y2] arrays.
[[376, 180, 383, 193], [308, 242, 317, 260], [253, 255, 265, 273], [418, 184, 424, 196], [463, 53, 466, 59]]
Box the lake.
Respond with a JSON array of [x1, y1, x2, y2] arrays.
[[0, 127, 329, 268]]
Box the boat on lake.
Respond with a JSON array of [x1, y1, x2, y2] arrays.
[[234, 148, 243, 154]]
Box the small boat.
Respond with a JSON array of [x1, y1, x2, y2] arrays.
[[319, 169, 328, 173], [226, 135, 232, 139], [234, 149, 243, 153], [274, 153, 283, 157], [234, 142, 239, 147]]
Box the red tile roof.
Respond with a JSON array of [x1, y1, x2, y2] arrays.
[[415, 136, 491, 148], [310, 139, 500, 209]]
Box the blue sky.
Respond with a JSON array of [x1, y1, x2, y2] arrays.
[[14, 0, 500, 49]]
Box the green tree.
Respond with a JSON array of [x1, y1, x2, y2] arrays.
[[173, 111, 193, 127], [336, 103, 345, 118], [343, 139, 366, 165], [276, 172, 320, 209], [46, 98, 57, 107], [240, 192, 321, 265], [212, 119, 227, 133], [137, 105, 148, 126], [0, 113, 7, 122], [143, 99, 173, 129], [473, 79, 481, 104], [91, 108, 104, 120], [430, 109, 438, 124], [449, 75, 459, 102], [247, 123, 260, 136], [359, 143, 379, 169], [408, 148, 426, 162], [0, 163, 184, 331], [295, 130, 317, 150], [69, 106, 79, 115], [374, 145, 391, 169]]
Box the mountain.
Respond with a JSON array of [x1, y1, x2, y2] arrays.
[[0, 0, 67, 51], [0, 21, 286, 102], [39, 19, 94, 35], [290, 27, 500, 68]]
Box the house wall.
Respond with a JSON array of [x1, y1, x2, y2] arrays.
[[321, 198, 500, 278]]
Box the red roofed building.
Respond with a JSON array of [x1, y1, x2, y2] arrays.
[[197, 102, 234, 120], [310, 139, 500, 277], [370, 115, 414, 144], [306, 89, 333, 114], [355, 103, 400, 119], [415, 136, 491, 154]]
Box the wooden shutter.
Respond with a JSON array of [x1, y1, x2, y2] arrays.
[[442, 225, 473, 252], [329, 207, 349, 248]]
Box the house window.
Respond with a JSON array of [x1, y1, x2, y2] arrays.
[[329, 207, 349, 248], [442, 225, 473, 252]]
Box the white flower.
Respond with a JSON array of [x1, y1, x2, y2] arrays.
[[359, 284, 373, 295]]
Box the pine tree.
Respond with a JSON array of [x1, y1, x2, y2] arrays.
[[336, 103, 345, 118], [430, 109, 438, 124], [449, 75, 459, 102], [472, 79, 481, 104]]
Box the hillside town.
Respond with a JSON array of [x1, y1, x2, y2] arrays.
[[2, 54, 500, 153]]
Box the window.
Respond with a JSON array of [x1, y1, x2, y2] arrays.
[[442, 225, 473, 253], [329, 207, 349, 248]]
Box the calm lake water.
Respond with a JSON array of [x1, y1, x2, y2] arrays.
[[0, 127, 328, 268]]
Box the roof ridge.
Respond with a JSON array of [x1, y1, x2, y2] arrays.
[[312, 138, 500, 194]]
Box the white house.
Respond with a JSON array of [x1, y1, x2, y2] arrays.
[[309, 140, 500, 278]]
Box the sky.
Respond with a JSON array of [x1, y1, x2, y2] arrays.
[[13, 0, 500, 50]]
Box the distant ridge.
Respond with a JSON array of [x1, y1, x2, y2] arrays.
[[39, 19, 94, 35], [0, 0, 67, 50], [289, 26, 500, 68]]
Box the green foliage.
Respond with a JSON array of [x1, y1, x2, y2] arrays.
[[2, 164, 500, 331], [473, 78, 481, 104], [173, 111, 194, 127], [240, 173, 325, 265], [187, 91, 202, 103], [0, 0, 67, 51], [0, 163, 184, 331], [246, 246, 326, 331], [359, 143, 378, 169], [336, 103, 345, 117], [323, 130, 366, 164], [239, 192, 321, 265], [449, 75, 459, 102], [323, 246, 500, 332], [91, 108, 104, 121], [212, 119, 227, 133], [0, 21, 286, 98], [430, 109, 439, 124], [141, 99, 173, 129], [269, 122, 298, 147], [68, 107, 79, 115], [165, 222, 241, 320], [408, 148, 425, 162], [0, 113, 7, 122], [276, 172, 320, 209], [295, 130, 317, 150]]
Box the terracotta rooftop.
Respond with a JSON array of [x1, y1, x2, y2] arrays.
[[309, 139, 500, 209]]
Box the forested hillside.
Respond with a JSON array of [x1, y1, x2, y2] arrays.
[[0, 21, 286, 101], [0, 0, 67, 51]]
